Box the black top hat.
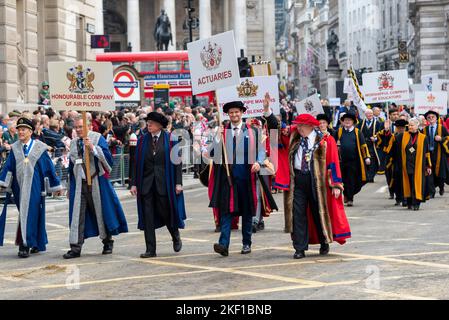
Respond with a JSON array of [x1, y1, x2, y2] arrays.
[[145, 112, 168, 128], [394, 119, 408, 127], [223, 101, 247, 114], [316, 113, 330, 124], [16, 117, 34, 131], [424, 110, 440, 119], [340, 111, 357, 122]]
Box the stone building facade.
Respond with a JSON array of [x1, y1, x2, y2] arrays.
[[409, 0, 449, 82], [0, 0, 101, 113]]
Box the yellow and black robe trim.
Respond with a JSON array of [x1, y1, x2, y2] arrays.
[[337, 127, 370, 182], [400, 132, 431, 201]]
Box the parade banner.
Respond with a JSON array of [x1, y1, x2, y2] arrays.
[[362, 69, 409, 104], [48, 62, 115, 111], [216, 76, 280, 119], [434, 79, 449, 92], [421, 73, 439, 91], [295, 94, 324, 117], [415, 91, 448, 116], [329, 98, 341, 107], [187, 31, 240, 95]]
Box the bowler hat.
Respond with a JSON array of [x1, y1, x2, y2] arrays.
[[223, 101, 247, 114], [145, 112, 169, 128]]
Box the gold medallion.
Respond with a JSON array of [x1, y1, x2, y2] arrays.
[[23, 157, 29, 165], [305, 152, 311, 162]]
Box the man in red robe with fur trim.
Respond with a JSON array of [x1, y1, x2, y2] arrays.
[[285, 114, 351, 259]]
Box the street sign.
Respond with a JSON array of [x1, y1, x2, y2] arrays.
[[154, 84, 170, 108], [113, 65, 143, 108], [91, 35, 110, 49]]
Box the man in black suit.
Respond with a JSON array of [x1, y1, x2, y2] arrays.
[[130, 112, 184, 258]]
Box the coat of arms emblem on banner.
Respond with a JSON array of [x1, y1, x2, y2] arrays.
[[377, 72, 394, 91], [237, 79, 258, 98], [67, 65, 95, 93], [200, 42, 223, 70], [304, 100, 314, 112]]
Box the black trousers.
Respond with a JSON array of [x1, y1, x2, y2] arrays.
[[341, 159, 358, 201], [406, 174, 421, 206], [71, 180, 112, 254], [292, 171, 326, 252], [141, 185, 179, 254]]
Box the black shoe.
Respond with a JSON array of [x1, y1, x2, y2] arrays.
[[413, 205, 420, 211], [430, 193, 435, 199], [389, 194, 395, 200], [346, 201, 353, 207], [63, 250, 80, 259], [293, 250, 306, 259], [102, 242, 114, 255], [319, 244, 330, 255], [214, 226, 220, 233], [213, 243, 228, 257], [407, 205, 413, 210], [257, 221, 265, 231], [395, 201, 401, 206], [241, 245, 251, 254], [402, 202, 408, 207], [140, 252, 157, 258], [18, 247, 30, 258], [173, 238, 182, 253], [440, 188, 445, 196], [252, 223, 258, 233], [30, 247, 39, 254]]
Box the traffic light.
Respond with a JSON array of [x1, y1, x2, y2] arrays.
[[91, 35, 110, 49], [398, 40, 409, 63], [237, 57, 251, 78]]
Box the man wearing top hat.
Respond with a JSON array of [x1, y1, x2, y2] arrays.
[[131, 112, 186, 258], [208, 101, 269, 257], [0, 117, 62, 258], [333, 111, 371, 206], [423, 110, 449, 197]]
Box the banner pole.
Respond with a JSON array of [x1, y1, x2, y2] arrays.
[[82, 111, 92, 187], [214, 91, 232, 187]]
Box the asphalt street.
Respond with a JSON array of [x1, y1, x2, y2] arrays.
[[1, 176, 449, 300]]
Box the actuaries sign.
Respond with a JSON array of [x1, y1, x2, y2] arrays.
[[187, 31, 240, 95], [48, 62, 115, 111], [362, 69, 409, 104]]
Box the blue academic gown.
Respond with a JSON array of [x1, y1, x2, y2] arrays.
[[134, 131, 186, 230], [0, 139, 62, 251], [68, 132, 128, 243]]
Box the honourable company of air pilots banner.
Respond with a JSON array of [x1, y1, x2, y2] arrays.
[[48, 61, 115, 111]]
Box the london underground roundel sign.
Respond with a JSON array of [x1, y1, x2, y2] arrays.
[[113, 67, 141, 102]]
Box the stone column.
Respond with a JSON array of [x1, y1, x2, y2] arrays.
[[223, 0, 230, 31], [163, 0, 176, 50], [326, 62, 342, 99], [233, 0, 247, 54], [127, 0, 140, 52], [199, 0, 211, 39], [263, 0, 276, 68]]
